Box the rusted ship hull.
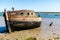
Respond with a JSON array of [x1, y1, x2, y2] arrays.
[[9, 21, 41, 31], [3, 9, 42, 32]]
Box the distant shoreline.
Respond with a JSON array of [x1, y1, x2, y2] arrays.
[[36, 12, 60, 14]]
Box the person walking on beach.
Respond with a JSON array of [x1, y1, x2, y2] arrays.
[[49, 22, 53, 26]]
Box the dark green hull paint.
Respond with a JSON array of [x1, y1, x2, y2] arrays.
[[9, 21, 41, 31]]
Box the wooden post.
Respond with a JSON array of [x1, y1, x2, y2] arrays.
[[4, 9, 12, 33]]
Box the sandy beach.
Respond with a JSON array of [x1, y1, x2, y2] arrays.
[[0, 27, 41, 40]]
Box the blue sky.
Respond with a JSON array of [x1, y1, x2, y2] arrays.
[[0, 0, 60, 12]]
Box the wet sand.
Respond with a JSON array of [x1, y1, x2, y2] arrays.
[[40, 18, 60, 40]]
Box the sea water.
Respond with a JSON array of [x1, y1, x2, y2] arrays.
[[36, 12, 60, 18], [0, 12, 60, 33]]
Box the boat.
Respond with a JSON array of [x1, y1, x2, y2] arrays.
[[3, 7, 42, 32]]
